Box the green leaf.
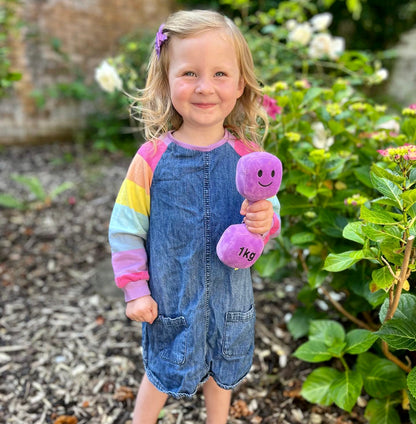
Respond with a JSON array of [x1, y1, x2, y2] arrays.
[[301, 367, 340, 406], [287, 307, 324, 340], [293, 340, 333, 362], [323, 250, 366, 272], [409, 169, 416, 188], [330, 370, 363, 412], [357, 353, 407, 397], [409, 202, 416, 219], [370, 266, 395, 292], [372, 196, 402, 207], [279, 193, 311, 215], [380, 237, 404, 266], [11, 174, 46, 201], [402, 117, 416, 139], [307, 265, 328, 289], [50, 181, 74, 199], [361, 223, 403, 243], [402, 189, 416, 210], [345, 329, 378, 354], [360, 205, 398, 225], [309, 319, 345, 346], [408, 367, 416, 399], [354, 165, 372, 188], [254, 249, 282, 278], [301, 87, 324, 105], [290, 232, 316, 246], [346, 0, 363, 19], [342, 221, 365, 244], [410, 407, 416, 424], [364, 398, 401, 424], [379, 293, 416, 322], [409, 390, 416, 410], [296, 183, 317, 198], [370, 173, 402, 208], [376, 318, 416, 350], [0, 193, 25, 210], [371, 163, 405, 185]]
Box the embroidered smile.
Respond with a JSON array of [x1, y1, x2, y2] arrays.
[[258, 181, 272, 187]]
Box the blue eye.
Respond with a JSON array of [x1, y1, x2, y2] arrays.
[[215, 71, 226, 77], [184, 71, 196, 77]]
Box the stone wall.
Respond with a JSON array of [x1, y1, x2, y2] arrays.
[[387, 27, 416, 107], [1, 0, 173, 145]]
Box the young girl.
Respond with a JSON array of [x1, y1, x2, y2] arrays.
[[109, 9, 281, 424]]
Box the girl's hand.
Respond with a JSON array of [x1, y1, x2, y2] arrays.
[[240, 199, 274, 235], [126, 295, 158, 324]]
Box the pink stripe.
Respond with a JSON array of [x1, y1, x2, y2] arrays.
[[115, 271, 150, 288], [264, 214, 280, 244], [112, 249, 147, 274], [138, 139, 168, 172], [233, 139, 260, 157]]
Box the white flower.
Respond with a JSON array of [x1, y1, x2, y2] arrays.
[[308, 33, 345, 60], [286, 19, 297, 31], [95, 60, 123, 93], [312, 122, 334, 150], [330, 36, 345, 59], [308, 33, 332, 58], [288, 22, 313, 46], [376, 119, 400, 133], [374, 68, 389, 83], [310, 12, 333, 31]]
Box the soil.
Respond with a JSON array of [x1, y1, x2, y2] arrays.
[[0, 143, 368, 424]]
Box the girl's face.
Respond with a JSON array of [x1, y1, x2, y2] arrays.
[[167, 29, 245, 144]]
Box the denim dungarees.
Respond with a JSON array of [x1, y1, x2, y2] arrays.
[[143, 132, 257, 397]]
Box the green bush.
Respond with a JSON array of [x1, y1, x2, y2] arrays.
[[244, 2, 416, 421]]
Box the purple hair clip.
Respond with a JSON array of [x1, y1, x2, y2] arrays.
[[155, 24, 168, 59]]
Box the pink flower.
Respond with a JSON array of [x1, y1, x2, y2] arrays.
[[378, 144, 416, 161], [409, 104, 416, 110], [377, 148, 389, 156], [262, 95, 282, 120]]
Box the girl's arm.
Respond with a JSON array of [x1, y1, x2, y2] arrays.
[[108, 148, 153, 303]]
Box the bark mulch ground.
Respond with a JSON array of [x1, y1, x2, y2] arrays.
[[0, 143, 368, 423]]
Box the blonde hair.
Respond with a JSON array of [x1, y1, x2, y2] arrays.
[[130, 9, 268, 146]]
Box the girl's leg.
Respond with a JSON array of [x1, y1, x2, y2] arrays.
[[132, 373, 168, 424], [202, 376, 232, 424]]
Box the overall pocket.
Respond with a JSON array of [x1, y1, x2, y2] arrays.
[[152, 315, 187, 365], [222, 305, 255, 359]]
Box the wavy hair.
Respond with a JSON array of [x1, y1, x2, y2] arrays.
[[130, 9, 268, 147]]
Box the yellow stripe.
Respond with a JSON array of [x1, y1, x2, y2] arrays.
[[116, 179, 150, 215]]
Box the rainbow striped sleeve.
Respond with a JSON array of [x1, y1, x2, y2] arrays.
[[108, 140, 167, 302]]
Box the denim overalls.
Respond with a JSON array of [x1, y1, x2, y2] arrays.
[[142, 132, 256, 397]]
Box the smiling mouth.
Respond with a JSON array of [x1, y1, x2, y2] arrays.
[[259, 182, 272, 187], [194, 103, 216, 108]]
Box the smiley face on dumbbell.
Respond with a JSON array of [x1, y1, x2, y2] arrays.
[[236, 152, 282, 202]]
